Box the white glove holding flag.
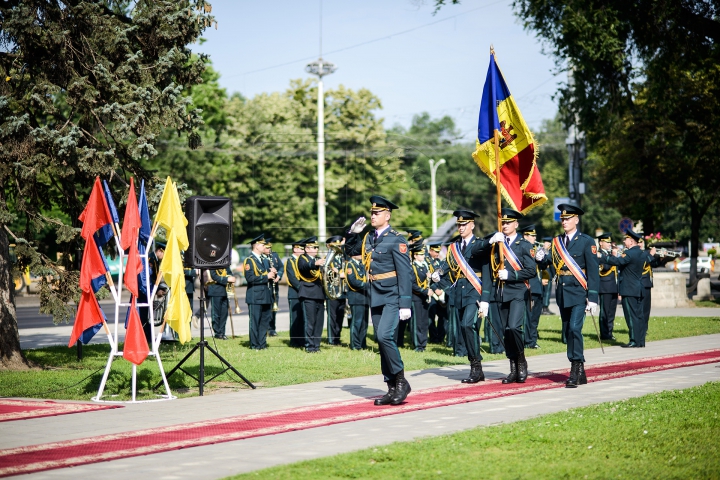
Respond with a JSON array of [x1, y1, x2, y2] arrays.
[[479, 301, 489, 317], [431, 271, 441, 283], [489, 232, 505, 244], [498, 269, 509, 280], [585, 302, 598, 314], [535, 249, 546, 261], [399, 308, 412, 321], [349, 217, 366, 234]]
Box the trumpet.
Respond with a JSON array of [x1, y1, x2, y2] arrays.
[[654, 248, 681, 258]]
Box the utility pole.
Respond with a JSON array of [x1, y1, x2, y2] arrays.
[[566, 70, 586, 228], [429, 158, 446, 234]]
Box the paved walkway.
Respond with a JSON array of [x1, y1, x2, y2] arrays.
[[2, 333, 719, 479]]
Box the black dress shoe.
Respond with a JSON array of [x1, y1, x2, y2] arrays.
[[517, 353, 528, 383], [502, 360, 518, 384], [566, 361, 580, 388], [374, 381, 396, 406], [462, 359, 485, 383], [214, 335, 228, 340], [621, 342, 637, 348], [390, 370, 411, 405], [268, 330, 278, 337]]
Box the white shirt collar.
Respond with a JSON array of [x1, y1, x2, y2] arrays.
[[566, 230, 577, 242], [505, 233, 517, 244], [375, 225, 391, 237]]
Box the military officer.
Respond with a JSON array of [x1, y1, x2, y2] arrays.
[[345, 251, 369, 350], [520, 224, 543, 349], [545, 204, 600, 387], [263, 238, 284, 337], [284, 238, 306, 348], [426, 242, 446, 344], [540, 236, 554, 316], [485, 209, 536, 384], [243, 234, 275, 349], [325, 235, 347, 346], [638, 236, 661, 333], [345, 195, 413, 406], [297, 236, 326, 353], [599, 230, 651, 348], [597, 232, 619, 340], [410, 242, 432, 352], [208, 266, 236, 341]]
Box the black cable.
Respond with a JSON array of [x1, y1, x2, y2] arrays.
[[1, 366, 105, 399]]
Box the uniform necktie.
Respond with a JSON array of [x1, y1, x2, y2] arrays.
[[460, 241, 466, 254], [565, 235, 570, 248], [506, 237, 511, 246]]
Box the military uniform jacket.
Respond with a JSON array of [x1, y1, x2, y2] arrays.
[[345, 227, 412, 309], [207, 269, 230, 297], [411, 261, 430, 298], [482, 236, 536, 303], [437, 236, 491, 308], [297, 254, 325, 300], [642, 252, 660, 288], [528, 262, 543, 296], [601, 246, 646, 298], [243, 253, 273, 305], [598, 249, 619, 295], [345, 258, 368, 306], [284, 255, 301, 300], [543, 232, 599, 307], [269, 251, 284, 283], [184, 268, 197, 294]]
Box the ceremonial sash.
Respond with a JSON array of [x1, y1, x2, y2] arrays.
[[499, 241, 523, 271], [449, 243, 482, 295], [553, 236, 588, 290]]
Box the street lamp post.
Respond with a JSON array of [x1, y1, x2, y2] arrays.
[[429, 158, 446, 234], [306, 58, 337, 242]]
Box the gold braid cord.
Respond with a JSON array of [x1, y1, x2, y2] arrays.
[[489, 244, 502, 279], [599, 265, 616, 277], [446, 249, 461, 282], [361, 232, 372, 272], [296, 255, 322, 283], [345, 261, 366, 292], [412, 263, 429, 290]]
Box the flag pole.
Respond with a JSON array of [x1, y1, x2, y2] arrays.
[[494, 129, 505, 267]]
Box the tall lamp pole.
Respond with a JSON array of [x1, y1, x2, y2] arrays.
[[429, 158, 446, 234]]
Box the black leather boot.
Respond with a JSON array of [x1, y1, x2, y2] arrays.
[[502, 359, 518, 384], [578, 362, 588, 385], [374, 380, 396, 406], [517, 352, 528, 383], [390, 370, 412, 405], [462, 359, 485, 383], [566, 361, 579, 388]]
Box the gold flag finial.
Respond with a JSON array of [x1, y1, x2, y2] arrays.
[[490, 45, 495, 55]]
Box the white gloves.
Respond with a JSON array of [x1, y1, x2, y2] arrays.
[[535, 249, 545, 261], [498, 269, 509, 280], [586, 302, 598, 314], [399, 308, 412, 321], [489, 232, 505, 244], [479, 301, 489, 317], [431, 271, 441, 283], [349, 217, 366, 234]]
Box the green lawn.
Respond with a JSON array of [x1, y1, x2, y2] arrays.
[[2, 315, 719, 401], [229, 382, 720, 479]]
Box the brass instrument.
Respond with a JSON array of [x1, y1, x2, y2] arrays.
[[655, 248, 681, 258], [322, 244, 346, 300], [226, 280, 238, 338]]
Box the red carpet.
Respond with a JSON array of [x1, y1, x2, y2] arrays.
[[0, 400, 121, 423], [1, 349, 718, 477]]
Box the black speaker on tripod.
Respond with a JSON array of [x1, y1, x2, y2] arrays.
[[159, 196, 255, 395]]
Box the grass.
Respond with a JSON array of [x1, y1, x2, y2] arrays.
[[2, 315, 719, 401], [228, 381, 720, 479], [693, 298, 720, 307]]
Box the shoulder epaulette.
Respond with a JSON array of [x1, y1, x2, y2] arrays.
[[389, 229, 399, 236]]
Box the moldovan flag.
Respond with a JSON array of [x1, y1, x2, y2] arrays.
[[69, 290, 106, 347], [79, 235, 108, 294], [155, 177, 189, 250], [122, 178, 143, 297], [123, 298, 148, 365], [472, 52, 547, 214], [79, 177, 114, 240]]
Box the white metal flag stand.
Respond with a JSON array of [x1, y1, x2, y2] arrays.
[[92, 221, 175, 403]]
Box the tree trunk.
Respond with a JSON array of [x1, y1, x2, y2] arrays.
[[0, 225, 31, 370]]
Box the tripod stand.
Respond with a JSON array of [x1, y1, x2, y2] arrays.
[[158, 269, 255, 395]]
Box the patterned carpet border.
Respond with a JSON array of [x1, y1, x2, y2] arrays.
[[1, 349, 718, 477], [0, 400, 121, 423]]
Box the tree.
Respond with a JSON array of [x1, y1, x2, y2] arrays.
[[0, 0, 213, 369]]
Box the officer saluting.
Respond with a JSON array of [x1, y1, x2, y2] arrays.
[[345, 195, 413, 406]]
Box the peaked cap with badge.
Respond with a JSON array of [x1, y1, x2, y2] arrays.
[[500, 208, 523, 222], [557, 203, 584, 218], [453, 209, 479, 225], [369, 195, 399, 212]]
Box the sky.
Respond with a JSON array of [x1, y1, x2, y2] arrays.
[[193, 0, 565, 142]]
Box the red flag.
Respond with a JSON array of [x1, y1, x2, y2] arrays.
[[79, 236, 107, 293], [121, 177, 141, 251], [124, 242, 142, 298], [123, 298, 148, 365], [79, 177, 113, 240], [68, 290, 105, 347]]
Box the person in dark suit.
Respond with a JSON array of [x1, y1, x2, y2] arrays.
[[345, 251, 369, 350], [297, 236, 326, 353], [284, 238, 306, 348], [599, 230, 651, 348], [485, 209, 536, 384], [410, 242, 432, 352], [540, 237, 554, 316], [208, 266, 236, 341], [543, 204, 600, 388], [345, 195, 413, 406], [325, 235, 347, 346], [263, 238, 284, 337], [243, 234, 275, 349], [520, 224, 543, 349], [597, 232, 619, 340], [426, 242, 446, 344]]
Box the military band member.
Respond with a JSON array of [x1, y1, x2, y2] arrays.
[[345, 252, 369, 350], [243, 235, 275, 349], [639, 236, 660, 332], [426, 242, 446, 344], [599, 230, 649, 348], [546, 204, 599, 387], [485, 208, 536, 384], [541, 236, 554, 316], [345, 195, 413, 406], [410, 242, 432, 352], [520, 224, 543, 349], [263, 238, 284, 337], [285, 238, 306, 348], [597, 232, 619, 340], [325, 235, 347, 346], [208, 267, 236, 341], [297, 236, 326, 353]]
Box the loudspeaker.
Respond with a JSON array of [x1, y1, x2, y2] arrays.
[[185, 196, 233, 269]]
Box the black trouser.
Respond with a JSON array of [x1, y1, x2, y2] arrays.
[[599, 292, 618, 339], [396, 317, 409, 347], [371, 304, 404, 382], [458, 303, 482, 361], [446, 305, 467, 357], [428, 300, 446, 344], [349, 304, 368, 349], [411, 295, 430, 350], [487, 301, 505, 354], [327, 298, 346, 345], [559, 303, 586, 362], [499, 297, 525, 360], [525, 293, 542, 347], [210, 295, 228, 338], [247, 303, 271, 349], [622, 295, 645, 346], [643, 287, 651, 325], [288, 298, 304, 347], [269, 284, 279, 332], [542, 282, 552, 308], [302, 298, 325, 351]]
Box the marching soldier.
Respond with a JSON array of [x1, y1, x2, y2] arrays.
[[545, 204, 599, 387], [485, 208, 536, 384], [541, 236, 554, 316], [345, 195, 413, 406], [426, 242, 446, 344], [345, 251, 369, 350], [520, 224, 543, 349], [434, 235, 468, 357], [263, 238, 284, 337], [284, 238, 306, 348], [243, 234, 275, 349], [297, 236, 326, 353], [597, 232, 619, 340], [410, 242, 432, 352], [325, 235, 347, 346]]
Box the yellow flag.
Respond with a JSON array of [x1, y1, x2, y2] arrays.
[[165, 273, 192, 344], [155, 177, 189, 250], [160, 230, 184, 286]]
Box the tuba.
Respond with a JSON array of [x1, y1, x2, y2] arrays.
[[322, 244, 346, 300]]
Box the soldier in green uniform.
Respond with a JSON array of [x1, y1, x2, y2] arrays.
[[597, 232, 619, 340], [540, 236, 554, 316], [345, 251, 369, 350], [410, 242, 432, 352], [297, 236, 326, 353], [638, 236, 661, 335], [284, 238, 306, 348], [426, 242, 446, 344], [243, 234, 275, 349], [520, 224, 543, 349], [263, 238, 284, 337], [325, 235, 347, 346], [207, 265, 236, 341]]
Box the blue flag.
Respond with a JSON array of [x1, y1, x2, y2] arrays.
[[138, 180, 151, 296]]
